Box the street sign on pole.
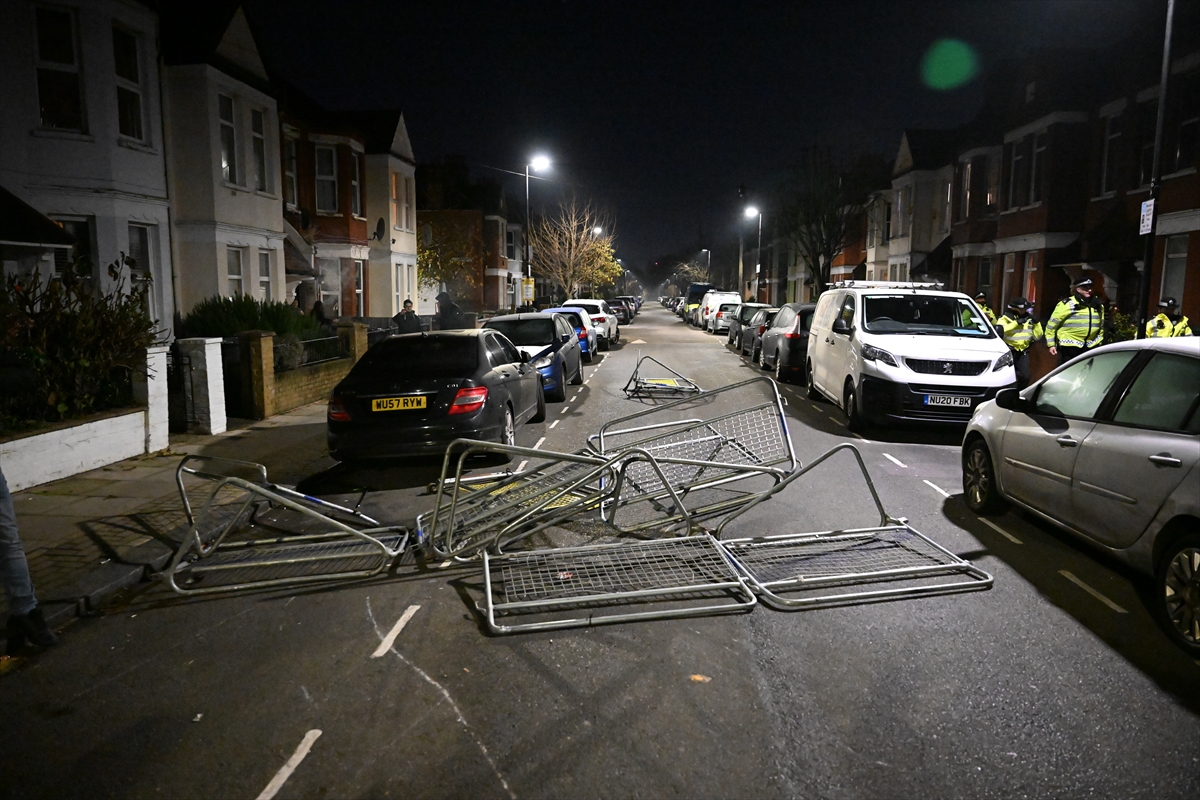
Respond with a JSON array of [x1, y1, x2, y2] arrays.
[[522, 278, 534, 302], [1139, 199, 1155, 236]]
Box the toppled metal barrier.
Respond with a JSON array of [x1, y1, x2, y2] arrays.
[[622, 355, 701, 398]]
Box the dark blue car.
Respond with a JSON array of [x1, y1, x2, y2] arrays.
[[483, 313, 583, 402], [542, 306, 597, 363]]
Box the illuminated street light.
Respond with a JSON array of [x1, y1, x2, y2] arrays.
[[525, 155, 551, 280], [593, 226, 603, 236], [745, 206, 763, 299]]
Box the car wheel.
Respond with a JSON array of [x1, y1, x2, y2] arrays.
[[1155, 532, 1200, 656], [548, 363, 567, 402], [775, 356, 788, 384], [806, 360, 822, 401], [735, 332, 742, 351], [844, 383, 866, 434], [962, 438, 1005, 514], [570, 357, 584, 385], [599, 336, 610, 352], [753, 345, 761, 365], [583, 349, 593, 364], [530, 386, 546, 423], [501, 406, 516, 447]]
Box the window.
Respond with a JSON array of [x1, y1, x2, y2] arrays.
[[258, 250, 271, 299], [227, 247, 244, 296], [1099, 115, 1122, 195], [284, 137, 298, 206], [1165, 72, 1199, 175], [407, 177, 416, 229], [127, 223, 155, 319], [354, 259, 364, 315], [1022, 251, 1038, 305], [1112, 353, 1200, 432], [941, 179, 951, 231], [51, 218, 92, 275], [506, 229, 516, 260], [317, 258, 340, 313], [957, 160, 972, 222], [251, 110, 267, 192], [1161, 235, 1188, 303], [837, 295, 855, 330], [112, 27, 143, 140], [1030, 132, 1047, 203], [894, 186, 910, 237], [1008, 137, 1030, 208], [315, 146, 338, 213], [394, 262, 403, 312], [1001, 253, 1018, 308], [351, 154, 362, 216], [35, 7, 84, 131], [391, 173, 401, 228], [219, 95, 238, 184], [1034, 351, 1137, 419], [1138, 101, 1157, 187], [978, 256, 993, 295], [883, 201, 892, 241], [985, 155, 1000, 212]]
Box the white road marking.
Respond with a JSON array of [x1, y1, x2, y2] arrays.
[[981, 518, 1022, 544], [827, 415, 841, 424], [629, 339, 647, 344], [549, 420, 559, 429], [534, 437, 546, 449], [371, 605, 422, 658], [882, 453, 908, 468], [255, 729, 322, 800], [923, 480, 952, 498], [515, 460, 528, 473], [1059, 570, 1128, 613], [560, 406, 570, 413]]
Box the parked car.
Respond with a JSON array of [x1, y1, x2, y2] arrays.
[[758, 302, 817, 383], [740, 307, 780, 364], [806, 281, 1015, 432], [565, 299, 620, 349], [727, 302, 770, 350], [610, 300, 632, 325], [961, 337, 1200, 655], [327, 330, 544, 460], [709, 302, 740, 335], [483, 313, 583, 402], [615, 295, 640, 317], [542, 306, 597, 363], [700, 291, 741, 331]]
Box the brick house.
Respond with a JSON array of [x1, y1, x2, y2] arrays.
[[887, 130, 957, 285]]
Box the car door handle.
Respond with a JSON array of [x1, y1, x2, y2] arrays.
[[1055, 436, 1078, 447], [1148, 454, 1182, 468]]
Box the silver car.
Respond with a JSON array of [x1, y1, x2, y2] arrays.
[[961, 337, 1200, 655]]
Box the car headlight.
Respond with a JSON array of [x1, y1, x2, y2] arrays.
[[533, 355, 553, 369], [861, 343, 898, 367], [993, 350, 1014, 371]]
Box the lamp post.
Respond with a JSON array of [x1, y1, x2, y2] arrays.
[[701, 248, 711, 280], [744, 206, 762, 301], [524, 155, 550, 283]]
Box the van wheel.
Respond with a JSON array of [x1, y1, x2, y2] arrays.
[[806, 361, 822, 400], [844, 383, 866, 433]]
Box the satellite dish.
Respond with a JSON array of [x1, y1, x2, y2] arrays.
[[372, 218, 385, 242]]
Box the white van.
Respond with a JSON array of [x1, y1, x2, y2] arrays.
[[806, 282, 1016, 431], [699, 291, 741, 332]]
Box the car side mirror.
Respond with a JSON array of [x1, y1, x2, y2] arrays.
[[832, 318, 852, 335], [994, 388, 1029, 412], [520, 351, 531, 363]]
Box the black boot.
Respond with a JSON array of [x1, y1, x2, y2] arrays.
[[6, 606, 57, 651]]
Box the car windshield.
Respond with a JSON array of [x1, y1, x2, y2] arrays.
[[861, 295, 994, 337], [354, 335, 478, 375], [719, 303, 738, 312], [573, 302, 601, 314], [484, 318, 555, 345]]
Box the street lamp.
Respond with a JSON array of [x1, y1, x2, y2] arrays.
[[593, 226, 603, 236], [744, 206, 762, 300], [701, 248, 711, 278], [525, 155, 551, 281]]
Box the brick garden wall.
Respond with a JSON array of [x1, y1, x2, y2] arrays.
[[273, 358, 353, 415]]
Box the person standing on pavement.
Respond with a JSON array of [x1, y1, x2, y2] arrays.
[[1046, 276, 1106, 365], [434, 291, 465, 330], [1, 466, 58, 654], [392, 299, 423, 334], [1146, 297, 1192, 337], [995, 297, 1043, 390], [974, 292, 996, 324]]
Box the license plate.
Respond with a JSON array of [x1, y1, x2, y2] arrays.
[[372, 395, 426, 412], [924, 394, 972, 407]]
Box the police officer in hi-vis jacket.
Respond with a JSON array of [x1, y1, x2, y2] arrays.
[[995, 297, 1043, 389], [1046, 276, 1105, 366], [1146, 297, 1192, 338]]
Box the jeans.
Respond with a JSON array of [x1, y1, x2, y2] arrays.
[[0, 466, 38, 616]]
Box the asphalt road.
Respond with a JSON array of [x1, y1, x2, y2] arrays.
[[2, 306, 1198, 799]]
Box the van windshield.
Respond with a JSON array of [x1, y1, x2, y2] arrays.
[[861, 295, 994, 337]]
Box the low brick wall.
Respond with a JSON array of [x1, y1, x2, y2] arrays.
[[0, 409, 146, 492], [273, 358, 354, 415]]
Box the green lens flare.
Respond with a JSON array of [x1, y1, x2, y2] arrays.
[[921, 39, 979, 90]]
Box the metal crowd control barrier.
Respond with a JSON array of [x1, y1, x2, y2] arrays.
[[482, 533, 757, 634], [417, 440, 693, 559], [163, 456, 408, 595], [715, 444, 993, 609], [622, 355, 701, 398]]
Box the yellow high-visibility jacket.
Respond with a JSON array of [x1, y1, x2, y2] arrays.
[[1046, 294, 1105, 348], [1146, 313, 1192, 337], [996, 314, 1044, 351]]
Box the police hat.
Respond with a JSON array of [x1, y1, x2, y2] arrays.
[[1008, 297, 1028, 312], [1071, 276, 1094, 289], [975, 292, 988, 301], [1159, 297, 1178, 310]]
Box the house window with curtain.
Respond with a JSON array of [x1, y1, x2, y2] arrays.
[[351, 154, 362, 216], [35, 7, 85, 131], [957, 160, 972, 222], [1022, 252, 1038, 305], [315, 146, 338, 213], [1161, 236, 1188, 302], [259, 251, 272, 300], [1001, 253, 1018, 307], [252, 110, 267, 191], [219, 94, 238, 184], [284, 137, 298, 207], [391, 173, 401, 228], [1030, 132, 1047, 203], [127, 223, 156, 320], [354, 260, 364, 315], [112, 26, 143, 141], [985, 155, 1000, 212], [227, 247, 244, 296]]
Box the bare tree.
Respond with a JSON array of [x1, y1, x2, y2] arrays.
[[417, 212, 483, 300], [528, 198, 622, 298], [673, 261, 709, 284]]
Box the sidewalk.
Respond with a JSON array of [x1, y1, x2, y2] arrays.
[[2, 402, 333, 629]]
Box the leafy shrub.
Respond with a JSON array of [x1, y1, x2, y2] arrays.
[[176, 294, 324, 341], [274, 333, 305, 371], [1109, 307, 1137, 342], [1, 261, 157, 434]]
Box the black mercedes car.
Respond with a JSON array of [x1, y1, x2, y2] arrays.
[[327, 330, 544, 460]]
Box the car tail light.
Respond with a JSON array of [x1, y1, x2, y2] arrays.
[[449, 386, 488, 415], [328, 394, 351, 422], [784, 319, 804, 339], [591, 315, 606, 324], [716, 311, 724, 319], [577, 330, 587, 340], [757, 324, 768, 335]]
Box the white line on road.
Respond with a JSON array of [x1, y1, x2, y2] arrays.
[[255, 729, 322, 800], [515, 460, 527, 473], [371, 605, 422, 658], [560, 406, 570, 413], [549, 420, 559, 429], [827, 415, 840, 424], [980, 518, 1022, 544], [533, 437, 545, 449], [882, 453, 908, 468], [923, 480, 952, 498], [1059, 570, 1128, 613]]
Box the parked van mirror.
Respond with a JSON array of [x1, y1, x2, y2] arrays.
[[832, 318, 852, 335], [994, 388, 1026, 412]]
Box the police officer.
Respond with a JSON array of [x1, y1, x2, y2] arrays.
[[1146, 297, 1192, 337], [996, 297, 1043, 389], [1047, 276, 1105, 365], [975, 292, 996, 324]]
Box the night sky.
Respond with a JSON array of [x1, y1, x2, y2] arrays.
[[246, 0, 1151, 282]]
